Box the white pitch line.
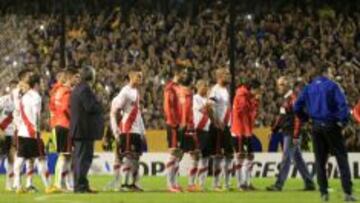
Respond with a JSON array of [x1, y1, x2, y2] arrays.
[[34, 194, 84, 203]]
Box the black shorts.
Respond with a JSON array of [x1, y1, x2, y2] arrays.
[[54, 126, 72, 153], [17, 136, 45, 159], [182, 129, 199, 153], [232, 136, 253, 154], [197, 130, 211, 157], [118, 133, 142, 155], [210, 125, 233, 156], [0, 136, 14, 155], [166, 125, 184, 149]]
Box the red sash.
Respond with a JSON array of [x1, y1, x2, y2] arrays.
[[196, 108, 209, 130], [19, 102, 36, 138], [121, 95, 139, 133], [0, 114, 13, 131]]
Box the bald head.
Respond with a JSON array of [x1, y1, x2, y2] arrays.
[[215, 67, 230, 86]]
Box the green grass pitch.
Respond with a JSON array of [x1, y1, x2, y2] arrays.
[[0, 176, 358, 203]]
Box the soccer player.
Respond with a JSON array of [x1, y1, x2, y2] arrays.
[[11, 69, 39, 192], [163, 63, 188, 192], [0, 80, 17, 191], [353, 100, 360, 123], [231, 79, 260, 191], [192, 80, 212, 191], [110, 68, 145, 191], [208, 67, 233, 191], [13, 74, 53, 194], [266, 76, 315, 191], [177, 68, 196, 192], [52, 69, 78, 191]]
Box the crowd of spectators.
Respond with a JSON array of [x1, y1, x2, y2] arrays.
[[0, 1, 359, 150]]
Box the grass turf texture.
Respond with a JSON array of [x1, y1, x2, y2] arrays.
[[0, 176, 358, 203]]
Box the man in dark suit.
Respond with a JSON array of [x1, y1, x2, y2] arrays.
[[70, 67, 104, 193]]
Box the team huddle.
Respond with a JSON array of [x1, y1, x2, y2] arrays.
[[0, 61, 359, 200]]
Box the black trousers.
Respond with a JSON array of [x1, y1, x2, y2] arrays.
[[73, 140, 94, 192], [312, 122, 352, 195]]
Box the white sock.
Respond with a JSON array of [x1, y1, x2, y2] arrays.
[[245, 159, 254, 186], [166, 155, 177, 188], [197, 157, 209, 188], [223, 157, 233, 189], [114, 163, 121, 182], [240, 159, 248, 186], [131, 159, 140, 186], [212, 157, 222, 188], [188, 158, 198, 186], [5, 159, 14, 189], [174, 159, 180, 187], [64, 158, 74, 190], [25, 160, 34, 188], [13, 156, 25, 190], [235, 158, 244, 188], [37, 159, 50, 188], [122, 157, 133, 186], [55, 155, 66, 188]]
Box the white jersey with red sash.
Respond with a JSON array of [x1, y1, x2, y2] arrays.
[[208, 84, 231, 127], [193, 94, 211, 131], [110, 84, 145, 136], [16, 90, 41, 138], [0, 94, 15, 135], [11, 88, 22, 133]]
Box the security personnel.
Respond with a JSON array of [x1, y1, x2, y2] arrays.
[[294, 67, 357, 202]]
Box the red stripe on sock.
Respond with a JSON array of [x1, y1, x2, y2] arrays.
[[114, 165, 121, 170], [189, 167, 198, 175], [166, 160, 176, 168], [61, 171, 68, 177]]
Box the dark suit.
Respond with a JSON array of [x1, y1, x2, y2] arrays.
[[70, 82, 104, 192]]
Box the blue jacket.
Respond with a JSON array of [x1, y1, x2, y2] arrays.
[[294, 76, 349, 124]]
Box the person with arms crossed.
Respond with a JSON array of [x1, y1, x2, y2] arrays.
[[294, 66, 357, 202]]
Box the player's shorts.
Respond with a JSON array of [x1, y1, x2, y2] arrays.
[[54, 126, 72, 153], [166, 125, 184, 149], [182, 129, 199, 153], [232, 135, 253, 154], [0, 136, 14, 155], [210, 125, 234, 156], [118, 133, 143, 155], [197, 130, 211, 157], [16, 136, 45, 159]]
